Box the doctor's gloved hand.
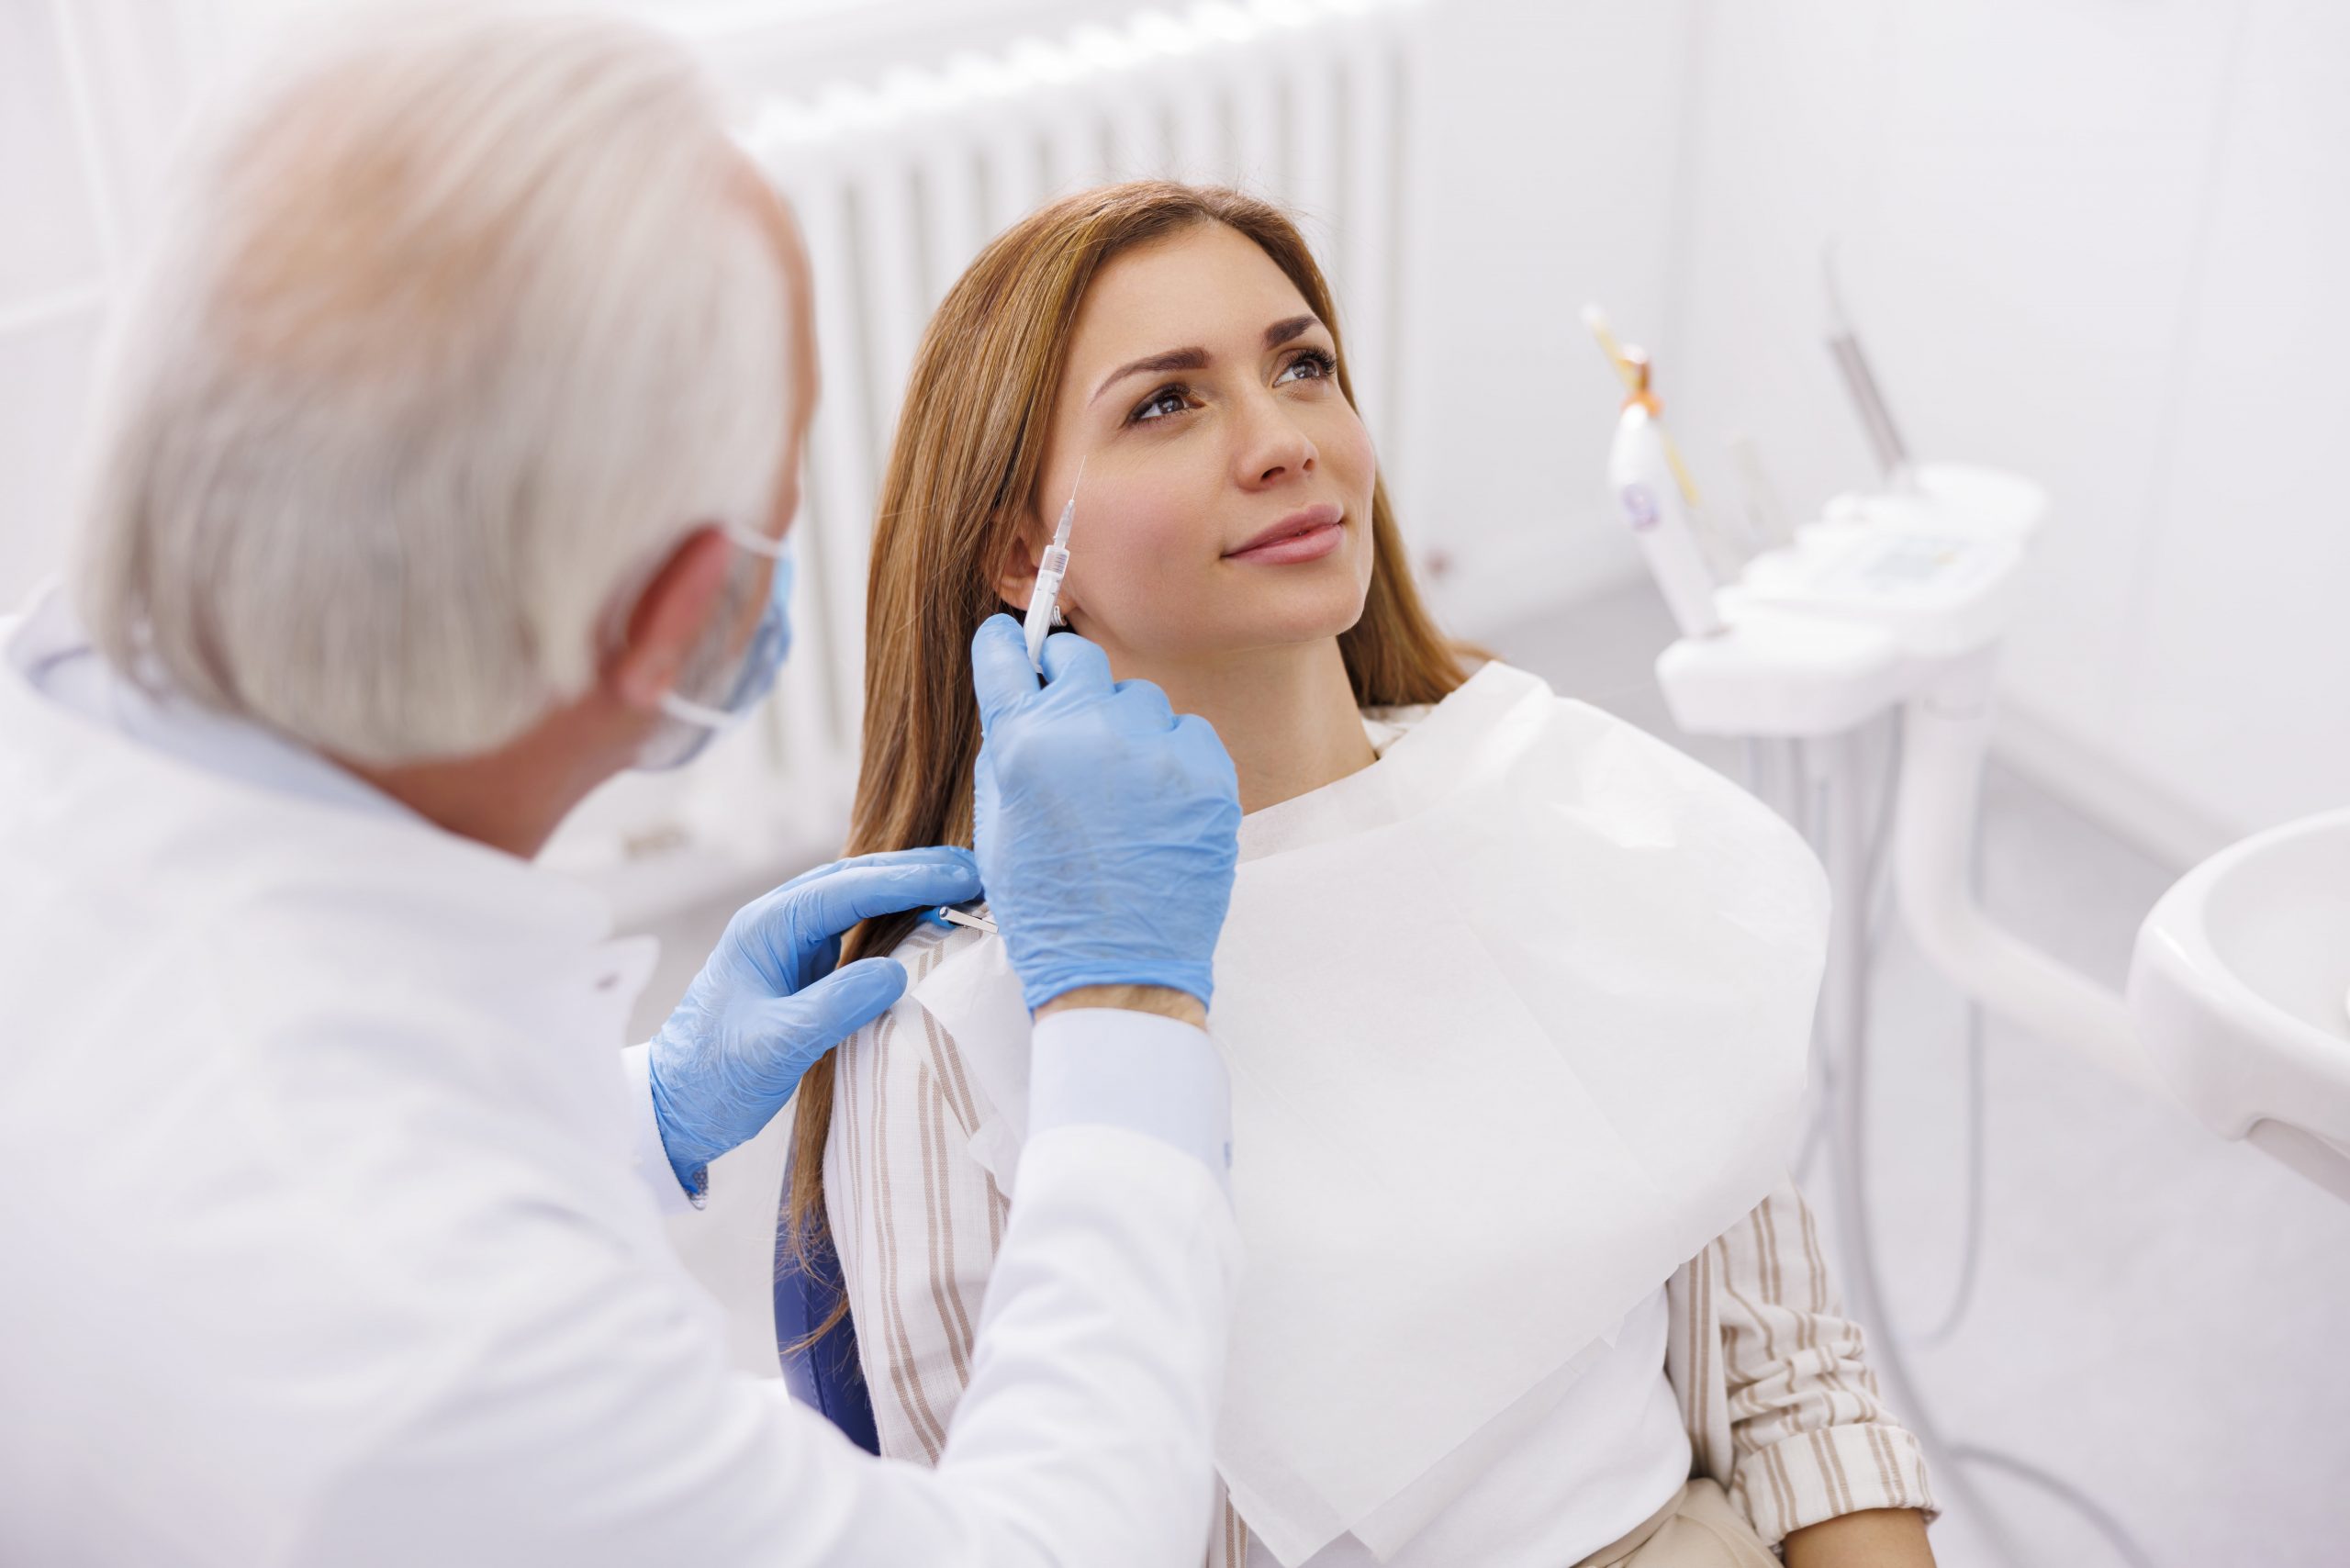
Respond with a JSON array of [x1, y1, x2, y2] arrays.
[[968, 614, 1240, 1014], [647, 846, 979, 1197]]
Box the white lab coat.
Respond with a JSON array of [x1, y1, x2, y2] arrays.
[[0, 606, 1241, 1568]]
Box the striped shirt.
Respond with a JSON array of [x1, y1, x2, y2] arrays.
[[824, 924, 1936, 1563]]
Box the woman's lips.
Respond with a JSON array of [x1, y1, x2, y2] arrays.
[[1225, 503, 1346, 565]]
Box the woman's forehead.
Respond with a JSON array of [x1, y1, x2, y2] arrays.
[[1071, 225, 1315, 359]]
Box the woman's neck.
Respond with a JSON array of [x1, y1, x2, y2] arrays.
[[1133, 638, 1374, 815]]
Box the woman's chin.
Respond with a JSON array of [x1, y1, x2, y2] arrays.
[[1102, 567, 1371, 663], [1216, 577, 1373, 649]]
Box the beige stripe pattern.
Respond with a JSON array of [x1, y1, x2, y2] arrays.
[[1685, 1176, 1938, 1546], [824, 924, 1933, 1558]]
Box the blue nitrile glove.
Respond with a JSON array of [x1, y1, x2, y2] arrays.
[[968, 613, 1241, 1012], [648, 846, 979, 1197]]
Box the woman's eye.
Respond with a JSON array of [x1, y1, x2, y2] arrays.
[[1277, 348, 1338, 385], [1130, 384, 1192, 423]]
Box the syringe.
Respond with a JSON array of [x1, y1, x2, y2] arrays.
[[1023, 459, 1085, 674]]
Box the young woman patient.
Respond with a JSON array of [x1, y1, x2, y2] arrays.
[[786, 182, 1938, 1568]]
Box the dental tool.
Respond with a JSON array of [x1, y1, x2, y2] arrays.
[[936, 902, 998, 935], [1583, 305, 1702, 510], [1601, 343, 1727, 639], [1728, 432, 1796, 550], [1822, 241, 1913, 487], [1023, 459, 1086, 675]]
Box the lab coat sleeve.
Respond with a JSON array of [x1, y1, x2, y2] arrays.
[[1712, 1176, 1939, 1546], [302, 1028, 1240, 1568], [618, 1039, 701, 1216], [828, 996, 1237, 1465], [1028, 1008, 1233, 1182], [621, 1002, 1229, 1211]]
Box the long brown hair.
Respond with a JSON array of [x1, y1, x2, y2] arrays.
[[782, 181, 1471, 1324]]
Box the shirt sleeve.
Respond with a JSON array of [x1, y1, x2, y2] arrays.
[[1711, 1176, 1940, 1545], [823, 977, 1016, 1462]]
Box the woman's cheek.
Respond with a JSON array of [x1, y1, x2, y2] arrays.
[[1070, 512, 1208, 644], [1325, 409, 1379, 504]]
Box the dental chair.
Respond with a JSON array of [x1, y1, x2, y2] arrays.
[[774, 1166, 880, 1453]]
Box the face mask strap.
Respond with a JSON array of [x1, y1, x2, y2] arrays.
[[724, 521, 789, 560], [654, 535, 791, 733], [632, 528, 791, 760], [656, 689, 744, 730]]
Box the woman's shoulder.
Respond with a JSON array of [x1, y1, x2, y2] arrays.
[[1368, 658, 1814, 847], [883, 917, 961, 976], [835, 922, 957, 1062], [827, 919, 1011, 1188], [834, 918, 998, 1081]]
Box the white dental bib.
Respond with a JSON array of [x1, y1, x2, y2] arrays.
[[914, 661, 1829, 1564]]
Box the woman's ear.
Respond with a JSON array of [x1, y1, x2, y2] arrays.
[[990, 521, 1044, 612]]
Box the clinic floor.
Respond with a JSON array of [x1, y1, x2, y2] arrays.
[[630, 582, 2350, 1568]]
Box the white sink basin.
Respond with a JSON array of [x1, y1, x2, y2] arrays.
[[2129, 806, 2350, 1203]]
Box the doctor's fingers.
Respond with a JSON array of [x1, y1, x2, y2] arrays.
[[760, 844, 977, 901], [1170, 712, 1241, 786], [743, 958, 910, 1091], [1107, 677, 1178, 732], [970, 614, 1041, 735], [752, 855, 982, 984], [1035, 628, 1113, 694]]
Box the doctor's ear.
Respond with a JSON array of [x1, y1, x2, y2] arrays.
[[608, 525, 733, 711]]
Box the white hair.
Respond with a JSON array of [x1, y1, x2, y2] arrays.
[[73, 6, 792, 764]]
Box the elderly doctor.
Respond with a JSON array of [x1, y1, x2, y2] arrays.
[[0, 11, 1248, 1567]]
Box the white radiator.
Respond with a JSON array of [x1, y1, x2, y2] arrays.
[[545, 0, 1427, 921]]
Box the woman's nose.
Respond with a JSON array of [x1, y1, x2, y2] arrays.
[[1234, 394, 1318, 487]]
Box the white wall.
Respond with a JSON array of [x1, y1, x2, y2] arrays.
[[0, 0, 207, 607], [1389, 0, 1684, 630], [0, 0, 1688, 920], [0, 0, 1684, 626], [10, 0, 2336, 868], [1663, 0, 2350, 864]]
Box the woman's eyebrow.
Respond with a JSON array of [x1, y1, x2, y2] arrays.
[[1263, 313, 1320, 348], [1091, 346, 1208, 404], [1088, 316, 1326, 405]]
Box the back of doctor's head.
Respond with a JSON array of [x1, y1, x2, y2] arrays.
[[73, 5, 792, 765]]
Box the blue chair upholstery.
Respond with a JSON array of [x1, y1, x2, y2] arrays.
[[774, 1182, 880, 1454]]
